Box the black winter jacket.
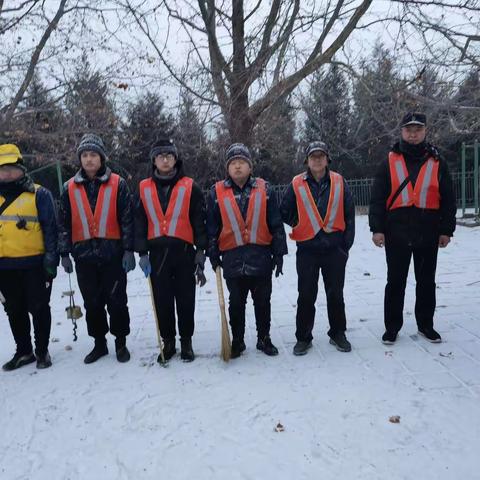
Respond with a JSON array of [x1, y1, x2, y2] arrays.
[[134, 165, 207, 257], [58, 166, 134, 263], [0, 174, 58, 270], [207, 176, 288, 279], [368, 141, 456, 247], [280, 169, 355, 254]]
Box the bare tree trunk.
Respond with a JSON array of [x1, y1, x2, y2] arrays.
[[1, 0, 67, 127]]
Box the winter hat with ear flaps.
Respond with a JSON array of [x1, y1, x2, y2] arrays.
[[77, 134, 107, 163]]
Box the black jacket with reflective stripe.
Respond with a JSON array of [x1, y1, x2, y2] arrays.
[[58, 167, 134, 263], [207, 176, 288, 279], [368, 142, 456, 247], [280, 169, 355, 254]]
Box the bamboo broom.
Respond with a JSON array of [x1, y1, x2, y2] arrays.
[[215, 267, 231, 362]]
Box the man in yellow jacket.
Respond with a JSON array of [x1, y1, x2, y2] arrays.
[[0, 144, 58, 371]]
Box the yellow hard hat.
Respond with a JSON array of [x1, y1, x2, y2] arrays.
[[0, 144, 23, 166]]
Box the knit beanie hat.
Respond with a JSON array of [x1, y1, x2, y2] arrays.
[[225, 143, 253, 169], [150, 139, 178, 162], [77, 133, 107, 162]]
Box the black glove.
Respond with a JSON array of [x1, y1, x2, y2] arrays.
[[61, 255, 73, 274], [43, 256, 57, 281], [195, 264, 207, 287], [273, 255, 283, 278], [194, 250, 206, 269], [209, 254, 222, 272]]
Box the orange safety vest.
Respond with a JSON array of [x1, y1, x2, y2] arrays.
[[68, 173, 121, 244], [139, 176, 194, 244], [216, 178, 273, 252], [386, 152, 440, 210], [290, 171, 345, 242]]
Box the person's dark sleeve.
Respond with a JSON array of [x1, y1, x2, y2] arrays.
[[266, 184, 288, 257], [343, 180, 356, 251], [190, 183, 208, 251], [57, 183, 72, 257], [36, 187, 59, 266], [438, 160, 456, 237], [206, 186, 222, 260], [117, 178, 134, 251], [368, 160, 390, 234], [280, 183, 298, 227], [134, 193, 149, 254]]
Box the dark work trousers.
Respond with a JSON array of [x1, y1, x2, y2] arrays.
[[0, 267, 52, 355], [75, 257, 130, 339], [384, 242, 438, 333], [295, 248, 347, 341], [149, 246, 196, 340], [225, 275, 272, 341]]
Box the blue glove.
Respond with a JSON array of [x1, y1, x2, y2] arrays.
[[61, 255, 73, 274], [122, 251, 136, 273], [139, 254, 152, 278]]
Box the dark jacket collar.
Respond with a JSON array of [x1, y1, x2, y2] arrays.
[[303, 167, 330, 183], [224, 175, 257, 189], [74, 166, 111, 184]]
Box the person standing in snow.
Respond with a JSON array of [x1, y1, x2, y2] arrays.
[[369, 112, 456, 345], [135, 139, 207, 363], [281, 141, 355, 355], [0, 144, 58, 371], [207, 143, 287, 359], [58, 134, 135, 364]]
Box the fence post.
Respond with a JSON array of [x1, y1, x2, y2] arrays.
[[474, 139, 479, 216], [55, 159, 64, 195], [461, 142, 466, 217]]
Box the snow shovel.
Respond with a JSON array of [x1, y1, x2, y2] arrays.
[[215, 267, 231, 362], [148, 277, 168, 367], [62, 273, 83, 341]]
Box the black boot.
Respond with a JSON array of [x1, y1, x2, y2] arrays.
[[84, 338, 108, 364], [329, 332, 352, 352], [231, 339, 246, 359], [293, 340, 312, 356], [2, 352, 36, 371], [256, 336, 279, 356], [160, 338, 176, 362], [115, 337, 130, 363], [36, 350, 52, 369], [180, 338, 195, 362]]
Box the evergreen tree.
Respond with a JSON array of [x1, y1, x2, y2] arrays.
[[117, 91, 175, 186], [301, 64, 351, 175], [254, 96, 297, 184], [175, 92, 212, 187]]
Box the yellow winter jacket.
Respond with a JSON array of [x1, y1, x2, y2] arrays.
[[0, 187, 45, 258]]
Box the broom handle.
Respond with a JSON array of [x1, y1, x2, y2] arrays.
[[148, 277, 165, 364], [215, 267, 226, 310]]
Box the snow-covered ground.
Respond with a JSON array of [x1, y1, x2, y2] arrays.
[[1, 216, 480, 480]]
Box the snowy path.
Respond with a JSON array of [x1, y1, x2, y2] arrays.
[[1, 216, 479, 480]]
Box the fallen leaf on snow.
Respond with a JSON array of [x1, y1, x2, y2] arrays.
[[389, 415, 400, 423], [274, 422, 285, 432], [439, 352, 453, 358]]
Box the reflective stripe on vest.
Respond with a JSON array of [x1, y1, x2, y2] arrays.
[[386, 152, 440, 210], [0, 186, 45, 258], [216, 178, 273, 251], [139, 177, 194, 244], [290, 171, 346, 242], [68, 173, 121, 243]]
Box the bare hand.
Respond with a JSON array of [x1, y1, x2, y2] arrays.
[[438, 235, 451, 248], [372, 233, 385, 248]]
